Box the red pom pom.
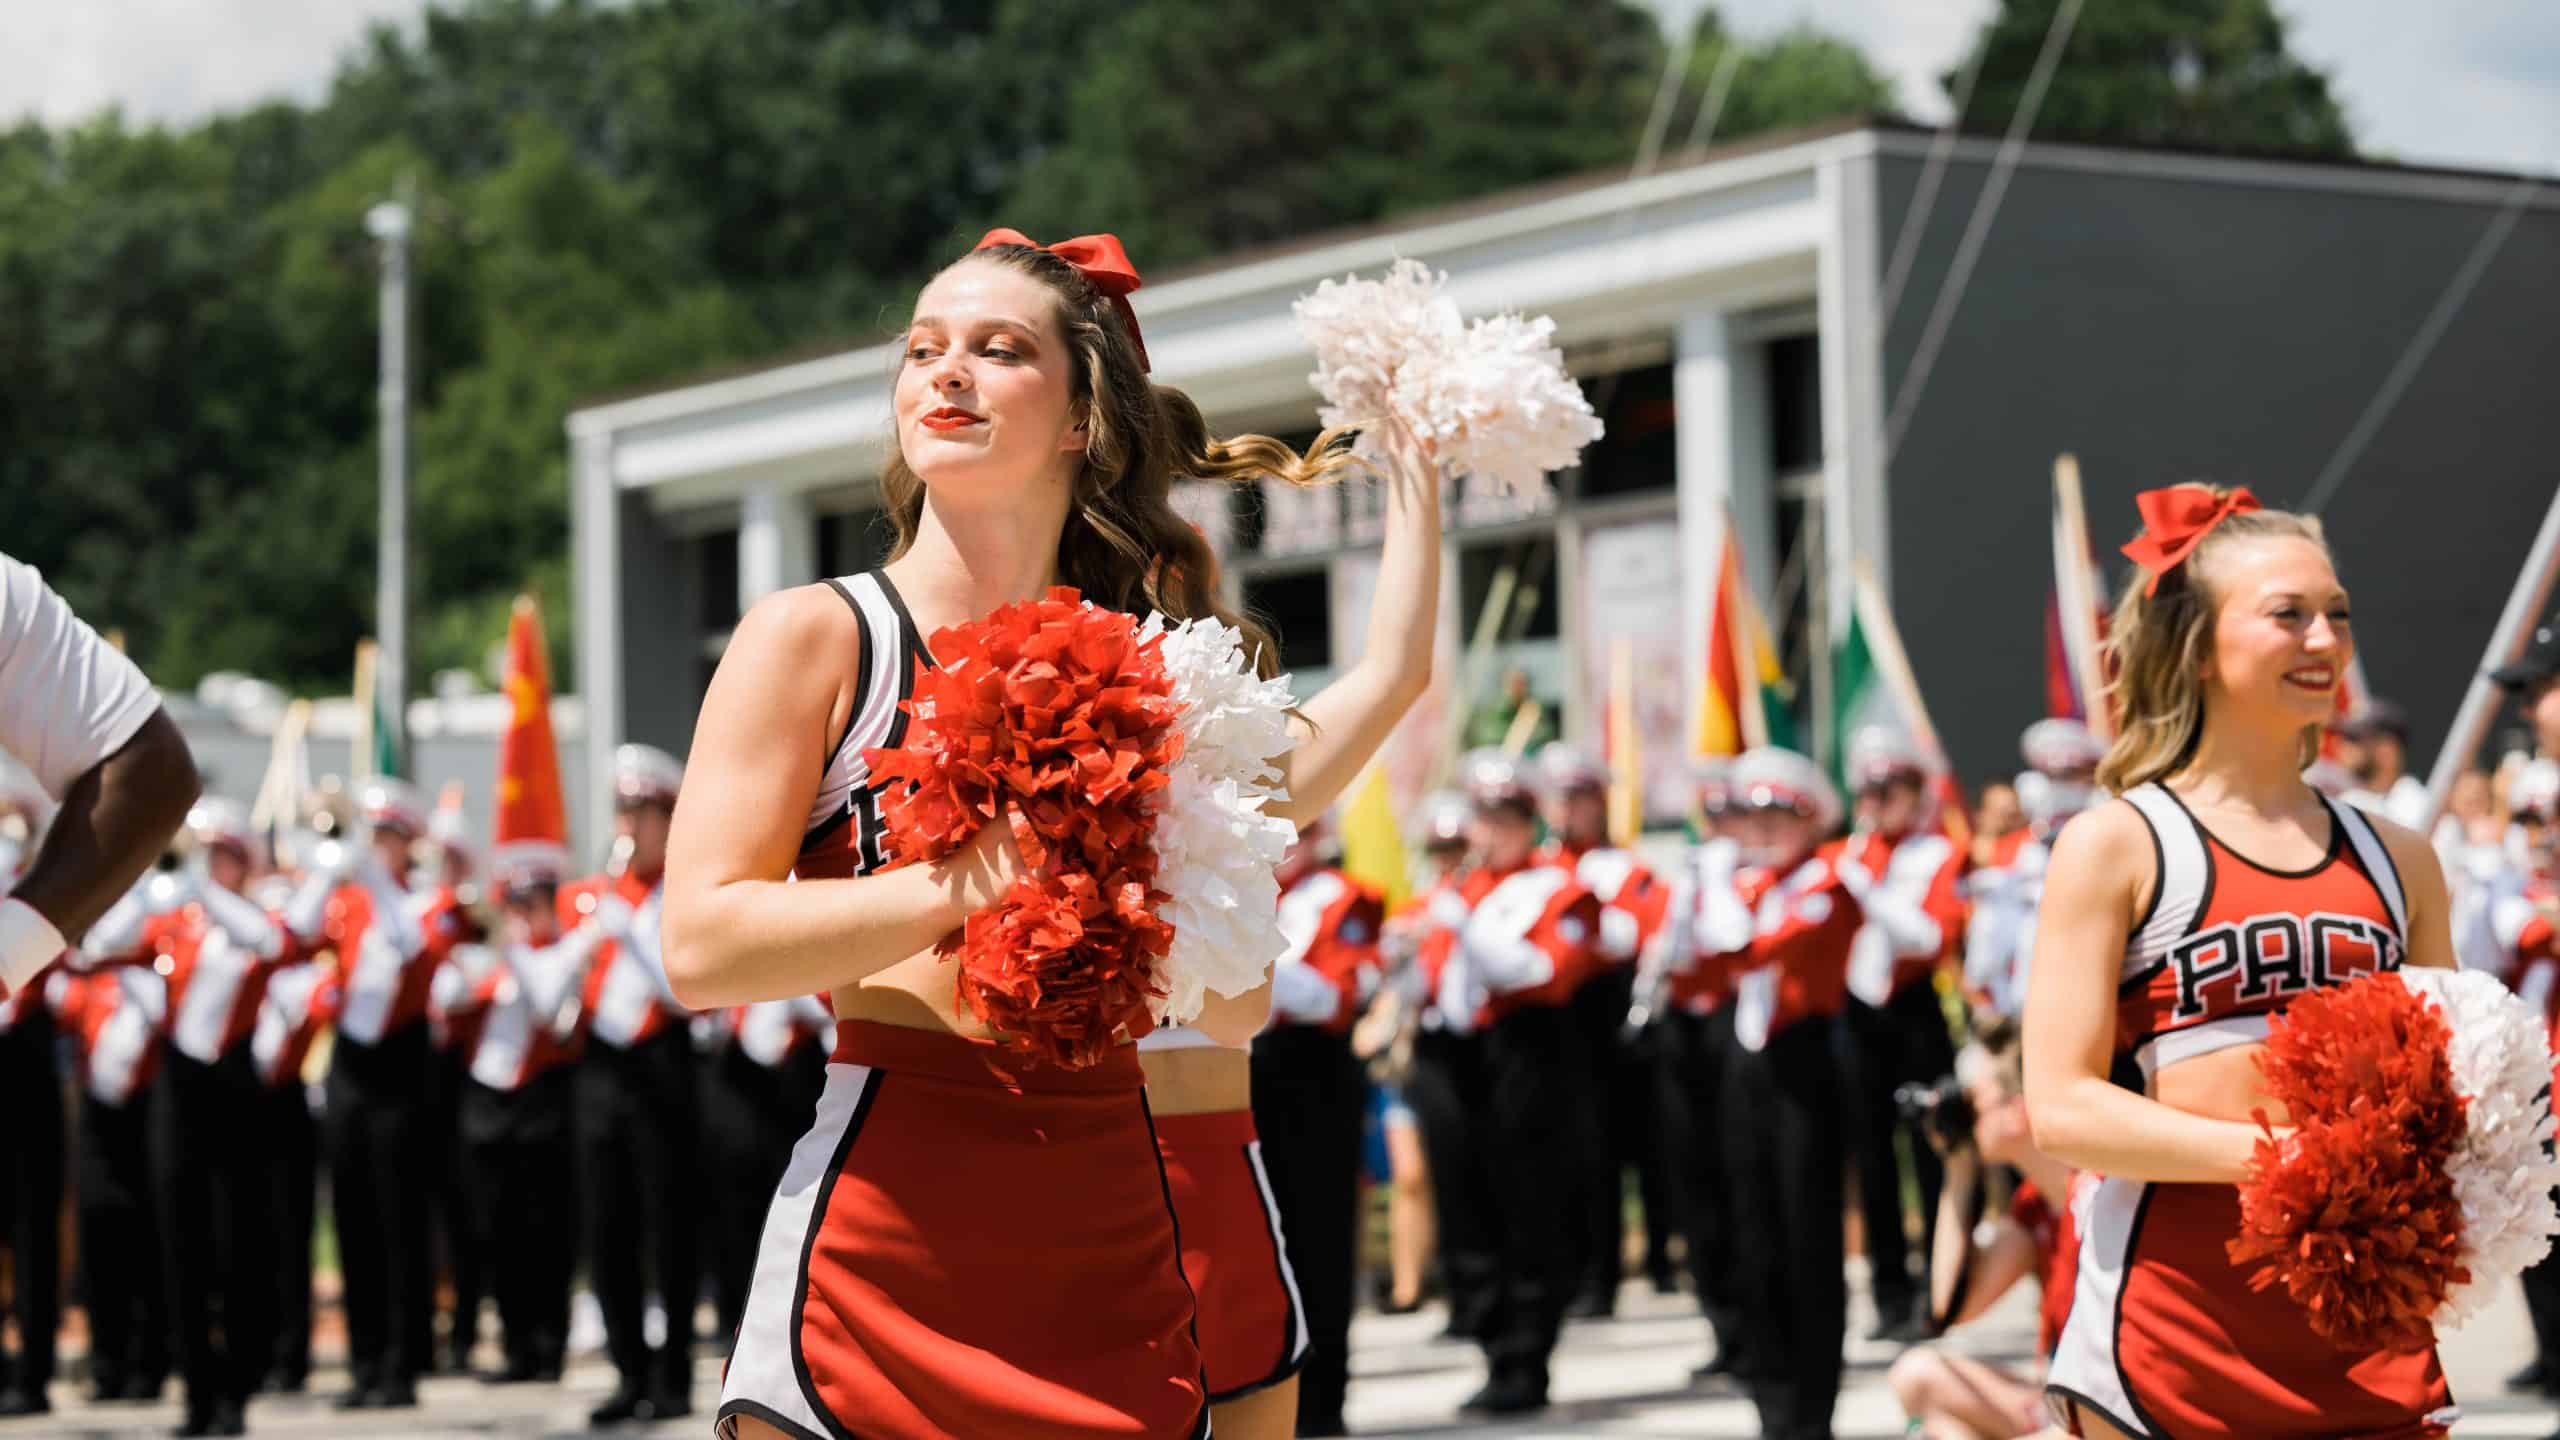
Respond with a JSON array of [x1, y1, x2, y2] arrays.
[[863, 589, 1181, 1068], [2227, 973, 2470, 1352]]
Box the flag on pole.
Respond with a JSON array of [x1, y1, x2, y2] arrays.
[[1605, 636, 1641, 845], [494, 595, 568, 846], [2051, 455, 2114, 737], [1338, 761, 1411, 911], [1696, 509, 1795, 757], [351, 639, 402, 782], [1837, 565, 1972, 852]]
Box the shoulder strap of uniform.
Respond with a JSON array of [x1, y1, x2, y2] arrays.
[[2121, 782, 2213, 963], [2324, 795, 2408, 939]]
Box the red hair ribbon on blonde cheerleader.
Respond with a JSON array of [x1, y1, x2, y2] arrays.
[[2119, 484, 2261, 596], [2230, 968, 2560, 1351], [864, 592, 1299, 1069]]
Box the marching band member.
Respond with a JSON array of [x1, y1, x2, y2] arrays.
[[1426, 751, 1604, 1417], [1720, 745, 1860, 1440], [1534, 743, 1675, 1315], [250, 873, 336, 1398], [562, 743, 698, 1425], [284, 776, 452, 1412], [422, 798, 491, 1377], [151, 800, 296, 1436], [444, 840, 604, 1385], [1834, 727, 1967, 1341], [52, 955, 171, 1407], [1633, 757, 1759, 1382], [1964, 719, 2105, 1018], [1247, 817, 1384, 1436]]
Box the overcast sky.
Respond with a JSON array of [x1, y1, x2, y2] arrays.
[[6, 1, 2554, 176]]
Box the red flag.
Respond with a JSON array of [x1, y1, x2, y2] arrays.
[[495, 595, 567, 846]]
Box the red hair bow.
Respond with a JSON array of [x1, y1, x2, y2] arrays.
[[2120, 485, 2261, 597], [973, 227, 1149, 372]]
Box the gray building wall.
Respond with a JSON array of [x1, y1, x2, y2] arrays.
[[1872, 140, 2560, 784], [618, 489, 708, 765]]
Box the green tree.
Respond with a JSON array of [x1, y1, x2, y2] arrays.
[[1002, 0, 1665, 268], [1670, 11, 1898, 150], [1949, 0, 2352, 156]]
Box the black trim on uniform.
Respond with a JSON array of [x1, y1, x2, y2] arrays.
[[789, 1068, 885, 1440], [2113, 1183, 2173, 1440], [2160, 784, 2340, 879], [2127, 792, 2169, 939], [2326, 796, 2409, 941], [868, 570, 940, 673], [2045, 1384, 2153, 1440], [821, 579, 871, 774], [716, 1397, 841, 1440], [1136, 1092, 1217, 1439]]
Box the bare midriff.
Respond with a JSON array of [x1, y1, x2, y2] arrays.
[[827, 949, 992, 1042], [2150, 1043, 2291, 1130], [1140, 1044, 1251, 1116]]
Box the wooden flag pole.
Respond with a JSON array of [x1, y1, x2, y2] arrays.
[[2425, 479, 2560, 827]]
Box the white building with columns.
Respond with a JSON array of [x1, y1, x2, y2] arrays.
[[565, 117, 2560, 844]]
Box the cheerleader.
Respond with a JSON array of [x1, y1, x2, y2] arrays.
[[1834, 727, 1967, 1340], [2027, 485, 2458, 1438], [1533, 743, 1675, 1315], [663, 228, 1441, 1440], [1718, 746, 1861, 1440]]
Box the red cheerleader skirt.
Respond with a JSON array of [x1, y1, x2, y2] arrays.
[[716, 1020, 1209, 1440], [2045, 1176, 2456, 1438], [1153, 1108, 1309, 1401]]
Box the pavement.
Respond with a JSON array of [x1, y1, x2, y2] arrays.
[[7, 1266, 2558, 1438]]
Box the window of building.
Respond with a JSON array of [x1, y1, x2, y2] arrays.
[[1769, 334, 1822, 474], [1575, 363, 1676, 500], [698, 527, 740, 634]]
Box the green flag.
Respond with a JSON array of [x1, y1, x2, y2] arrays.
[[1829, 601, 1899, 790]]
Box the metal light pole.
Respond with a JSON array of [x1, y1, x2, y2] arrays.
[[366, 196, 412, 771]]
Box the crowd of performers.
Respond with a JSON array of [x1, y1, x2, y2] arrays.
[[10, 216, 2560, 1440], [0, 744, 820, 1434], [2, 606, 2555, 1440]]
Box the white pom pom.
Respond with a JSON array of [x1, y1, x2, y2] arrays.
[[1141, 613, 1300, 1024], [1293, 259, 1603, 494], [2398, 967, 2560, 1331]]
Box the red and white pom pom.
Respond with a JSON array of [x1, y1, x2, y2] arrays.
[[2398, 967, 2560, 1331], [864, 594, 1303, 1062], [1295, 258, 1603, 495], [866, 590, 1179, 1068], [2227, 973, 2468, 1352], [1141, 615, 1299, 1025]]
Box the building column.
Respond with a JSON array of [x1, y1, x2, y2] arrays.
[[737, 483, 818, 615], [569, 421, 622, 861], [1816, 149, 1891, 760], [1675, 308, 1776, 754]]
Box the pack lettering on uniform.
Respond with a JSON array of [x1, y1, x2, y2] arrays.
[[2169, 911, 2400, 1022]]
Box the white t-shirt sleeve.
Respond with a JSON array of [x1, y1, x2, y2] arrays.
[[0, 554, 163, 798]]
